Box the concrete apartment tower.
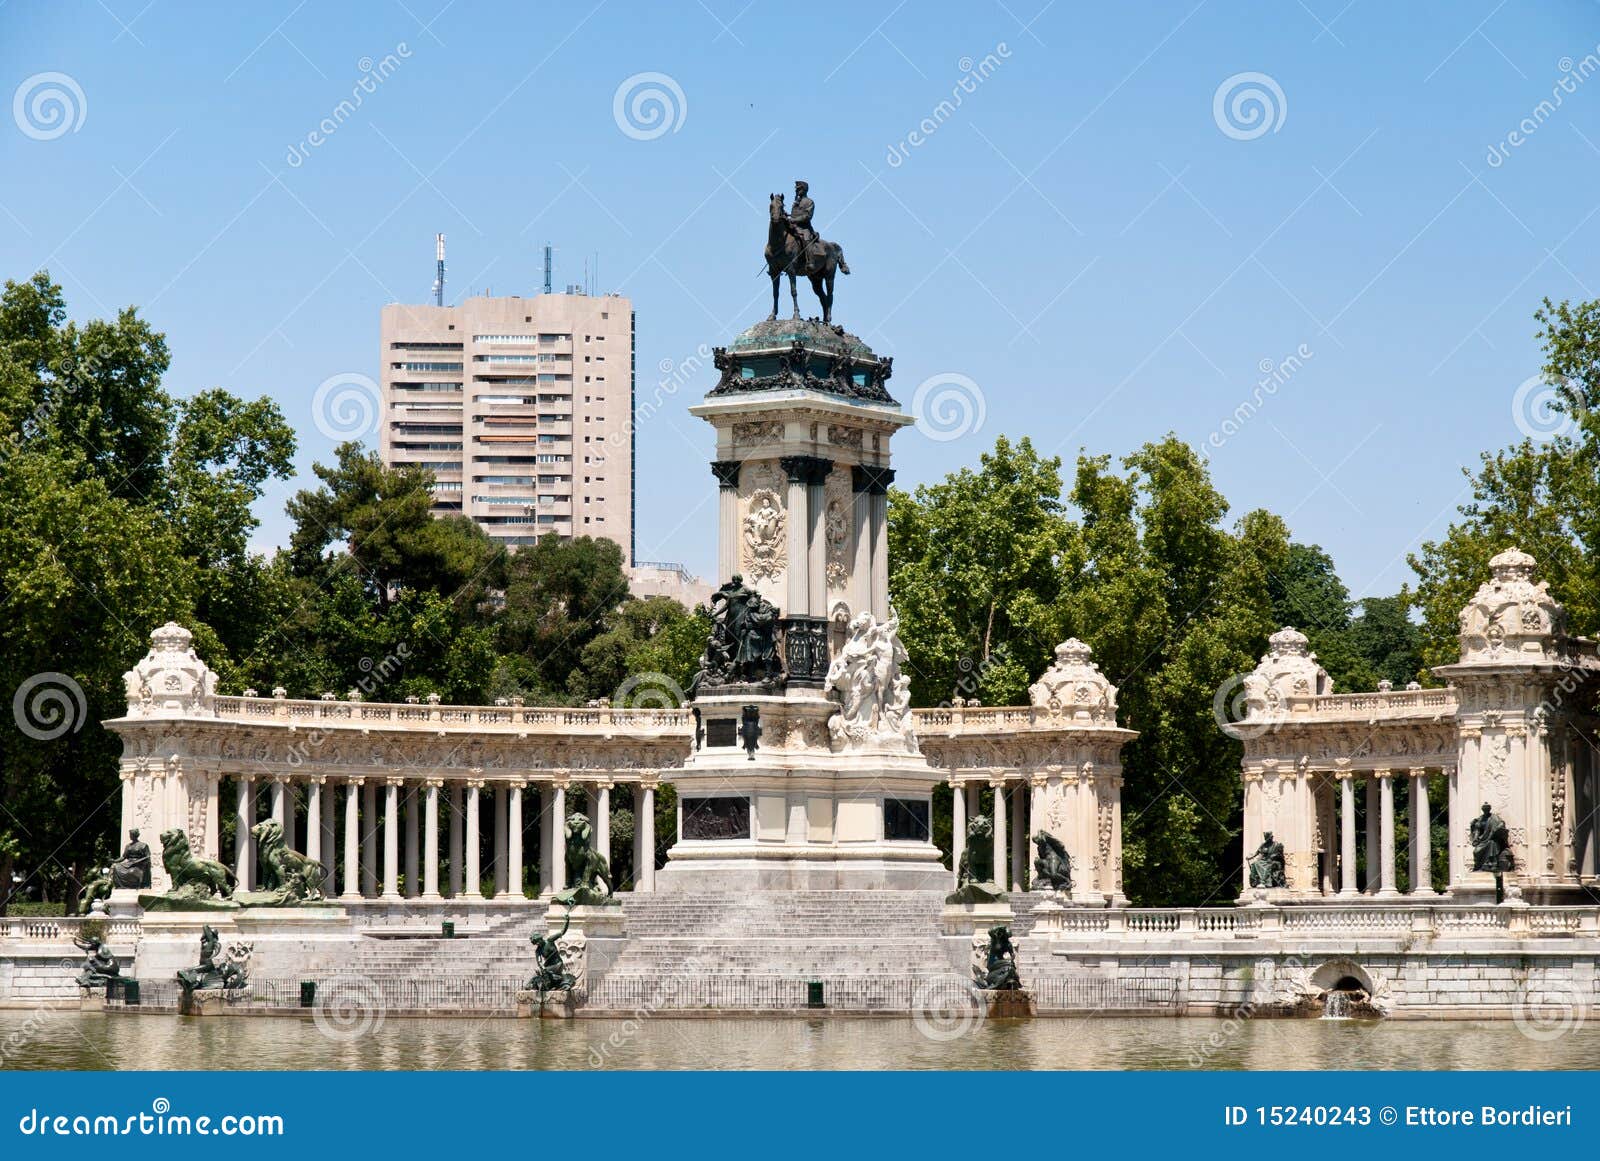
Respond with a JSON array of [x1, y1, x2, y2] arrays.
[[379, 290, 636, 560]]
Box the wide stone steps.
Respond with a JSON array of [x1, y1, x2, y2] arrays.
[[585, 890, 956, 1010]]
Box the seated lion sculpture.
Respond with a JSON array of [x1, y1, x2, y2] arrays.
[[556, 813, 613, 907], [250, 820, 327, 903], [158, 828, 235, 901]]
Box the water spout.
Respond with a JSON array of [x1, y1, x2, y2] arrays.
[[1322, 990, 1353, 1020]]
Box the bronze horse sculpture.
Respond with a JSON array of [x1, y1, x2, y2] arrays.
[[766, 193, 849, 324]]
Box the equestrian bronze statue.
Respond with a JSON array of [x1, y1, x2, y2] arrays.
[[766, 180, 850, 324]]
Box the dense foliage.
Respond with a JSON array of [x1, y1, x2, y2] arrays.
[[0, 273, 704, 910]]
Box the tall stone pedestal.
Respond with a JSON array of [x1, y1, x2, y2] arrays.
[[660, 692, 947, 891]]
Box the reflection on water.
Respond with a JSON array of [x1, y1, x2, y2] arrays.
[[2, 1011, 1596, 1071]]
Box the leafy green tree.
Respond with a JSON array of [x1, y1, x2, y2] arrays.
[[1412, 298, 1600, 664], [0, 273, 293, 911], [888, 436, 1073, 705]]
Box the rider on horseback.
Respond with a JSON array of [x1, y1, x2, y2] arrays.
[[786, 180, 818, 255]]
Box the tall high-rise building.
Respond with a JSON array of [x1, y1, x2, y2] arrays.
[[379, 291, 636, 562]]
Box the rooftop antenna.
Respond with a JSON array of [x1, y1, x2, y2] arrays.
[[543, 243, 553, 295], [433, 233, 446, 306]]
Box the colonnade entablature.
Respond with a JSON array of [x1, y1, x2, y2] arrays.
[[1234, 550, 1600, 905]]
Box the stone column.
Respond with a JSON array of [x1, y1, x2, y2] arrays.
[[320, 779, 337, 894], [493, 786, 508, 897], [234, 777, 254, 891], [464, 780, 482, 897], [537, 784, 554, 896], [1410, 767, 1436, 896], [423, 779, 441, 899], [361, 781, 378, 897], [1338, 772, 1357, 895], [1446, 762, 1463, 888], [711, 460, 741, 581], [637, 782, 657, 892], [550, 782, 568, 894], [1363, 776, 1378, 894], [806, 469, 829, 618], [269, 777, 288, 840], [448, 785, 464, 898], [783, 460, 810, 617], [306, 776, 324, 868], [990, 777, 1007, 883], [869, 487, 890, 617], [342, 779, 362, 900], [1009, 784, 1025, 892], [1378, 769, 1398, 898], [951, 780, 966, 874], [383, 778, 402, 899], [596, 782, 612, 871], [404, 783, 420, 899], [508, 782, 524, 898], [850, 472, 872, 621]]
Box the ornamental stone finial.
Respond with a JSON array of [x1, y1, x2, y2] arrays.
[[1028, 638, 1118, 723], [1243, 626, 1332, 704], [121, 622, 219, 718], [1455, 547, 1567, 663]]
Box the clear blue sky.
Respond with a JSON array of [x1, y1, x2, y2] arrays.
[[2, 0, 1598, 600]]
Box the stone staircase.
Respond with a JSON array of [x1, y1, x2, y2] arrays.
[[584, 889, 962, 1011]]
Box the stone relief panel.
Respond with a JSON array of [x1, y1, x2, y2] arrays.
[[742, 486, 786, 582]]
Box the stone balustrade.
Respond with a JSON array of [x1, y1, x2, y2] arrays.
[[1037, 905, 1600, 939]]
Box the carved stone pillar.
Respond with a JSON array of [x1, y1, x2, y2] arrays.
[[637, 781, 657, 892], [711, 460, 740, 581], [951, 780, 966, 875], [852, 465, 894, 618], [465, 779, 483, 897], [235, 777, 255, 891], [404, 782, 420, 899], [990, 777, 1007, 881], [448, 784, 464, 898], [1410, 767, 1436, 895], [549, 782, 568, 894], [494, 785, 508, 897], [361, 780, 378, 897], [507, 782, 524, 898], [1378, 769, 1398, 898], [342, 778, 362, 901], [596, 782, 612, 870], [783, 458, 811, 616], [383, 778, 402, 899], [1338, 771, 1357, 895], [1363, 776, 1378, 894], [319, 779, 337, 894], [306, 776, 324, 867], [1008, 784, 1025, 892], [423, 779, 442, 899]]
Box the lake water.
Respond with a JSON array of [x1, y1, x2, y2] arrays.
[[3, 1011, 1595, 1070]]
